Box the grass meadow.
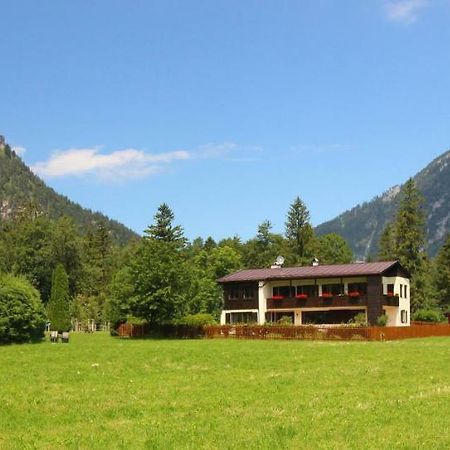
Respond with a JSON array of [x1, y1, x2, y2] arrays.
[[1, 333, 450, 449]]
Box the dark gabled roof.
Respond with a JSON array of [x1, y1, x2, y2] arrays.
[[217, 261, 405, 283]]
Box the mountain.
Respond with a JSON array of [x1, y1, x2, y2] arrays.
[[315, 150, 450, 259], [0, 136, 138, 244]]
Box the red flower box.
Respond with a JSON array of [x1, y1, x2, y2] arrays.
[[387, 291, 394, 297], [295, 294, 308, 299], [272, 295, 284, 300], [321, 292, 333, 298], [348, 291, 360, 298]]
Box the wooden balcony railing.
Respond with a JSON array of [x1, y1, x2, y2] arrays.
[[267, 295, 368, 309]]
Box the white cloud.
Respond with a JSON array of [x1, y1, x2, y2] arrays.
[[12, 146, 26, 156], [32, 147, 190, 181], [31, 141, 264, 182], [384, 0, 428, 24]]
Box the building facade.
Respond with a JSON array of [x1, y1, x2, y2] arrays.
[[218, 261, 410, 327]]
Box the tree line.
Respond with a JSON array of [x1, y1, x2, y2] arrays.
[[377, 178, 450, 320], [0, 182, 449, 339]]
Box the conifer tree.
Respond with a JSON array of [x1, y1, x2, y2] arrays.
[[285, 196, 314, 264], [380, 179, 435, 311], [47, 264, 72, 331], [378, 222, 397, 261], [395, 178, 426, 276], [144, 203, 185, 246], [434, 233, 450, 310]]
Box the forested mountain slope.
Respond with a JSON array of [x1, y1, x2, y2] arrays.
[[0, 138, 138, 244], [315, 150, 450, 259]]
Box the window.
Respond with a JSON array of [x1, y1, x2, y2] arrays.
[[302, 309, 363, 325], [321, 284, 343, 296], [386, 284, 395, 296], [273, 286, 294, 298], [401, 310, 408, 324], [228, 287, 239, 300], [296, 285, 317, 297], [265, 311, 294, 324], [347, 283, 367, 295], [400, 284, 404, 298], [226, 312, 258, 324], [404, 285, 408, 298], [243, 287, 254, 299]]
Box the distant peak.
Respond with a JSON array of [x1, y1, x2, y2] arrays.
[[381, 185, 400, 203]]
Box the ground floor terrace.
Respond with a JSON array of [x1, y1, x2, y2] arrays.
[[222, 304, 408, 327]]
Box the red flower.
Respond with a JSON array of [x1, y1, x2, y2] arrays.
[[272, 295, 284, 300], [295, 294, 308, 299], [321, 292, 333, 298], [387, 291, 394, 297], [348, 291, 360, 298]]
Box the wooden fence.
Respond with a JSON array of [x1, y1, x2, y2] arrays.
[[116, 323, 450, 341], [117, 323, 204, 339], [117, 323, 147, 338], [203, 324, 450, 341]]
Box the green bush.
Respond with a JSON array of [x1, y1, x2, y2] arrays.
[[175, 313, 217, 327], [349, 312, 368, 327], [412, 309, 445, 323], [376, 314, 389, 327], [0, 274, 47, 343], [277, 315, 294, 325], [126, 315, 148, 326]]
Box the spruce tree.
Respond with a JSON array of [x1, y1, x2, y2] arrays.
[[144, 203, 185, 245], [378, 222, 397, 261], [395, 178, 426, 276], [285, 196, 314, 264], [434, 233, 450, 310], [390, 178, 433, 311], [47, 264, 72, 332]]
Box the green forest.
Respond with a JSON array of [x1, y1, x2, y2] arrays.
[[0, 142, 449, 342]]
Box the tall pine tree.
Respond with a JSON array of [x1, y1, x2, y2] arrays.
[[378, 179, 435, 311], [395, 178, 426, 276], [378, 222, 397, 261], [434, 233, 450, 310], [144, 203, 185, 246], [285, 196, 314, 264]]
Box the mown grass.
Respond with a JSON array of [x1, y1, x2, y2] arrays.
[[1, 333, 450, 449]]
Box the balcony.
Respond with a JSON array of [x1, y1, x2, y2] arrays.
[[267, 294, 368, 309], [382, 294, 399, 307]]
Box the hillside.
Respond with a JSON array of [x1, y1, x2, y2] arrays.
[[0, 137, 138, 244], [315, 149, 450, 259]]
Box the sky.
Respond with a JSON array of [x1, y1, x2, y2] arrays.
[[1, 0, 450, 241]]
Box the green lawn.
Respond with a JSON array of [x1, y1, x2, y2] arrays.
[[1, 334, 450, 449]]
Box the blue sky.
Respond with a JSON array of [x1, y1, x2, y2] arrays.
[[1, 0, 449, 240]]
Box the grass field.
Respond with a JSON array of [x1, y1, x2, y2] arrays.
[[1, 334, 450, 449]]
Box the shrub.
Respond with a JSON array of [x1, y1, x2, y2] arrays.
[[0, 274, 47, 344], [175, 313, 217, 327], [376, 314, 389, 327], [47, 264, 71, 332], [349, 312, 368, 327], [412, 309, 445, 323], [126, 315, 148, 326], [277, 315, 294, 325]]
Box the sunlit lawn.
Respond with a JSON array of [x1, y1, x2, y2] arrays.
[[1, 333, 450, 449]]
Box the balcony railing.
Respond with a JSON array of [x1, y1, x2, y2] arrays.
[[267, 295, 368, 309], [382, 295, 399, 307]]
